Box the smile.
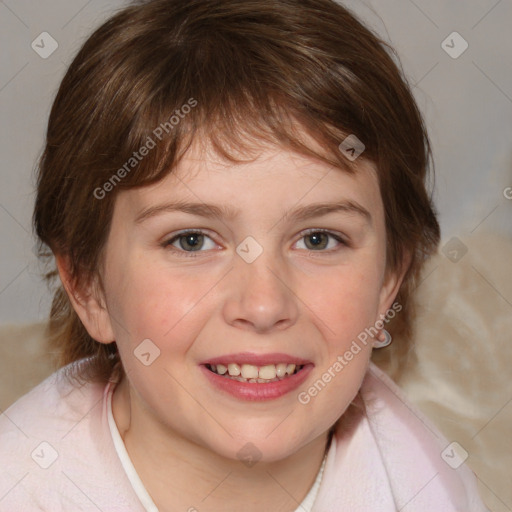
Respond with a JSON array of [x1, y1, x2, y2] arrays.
[[205, 363, 304, 383]]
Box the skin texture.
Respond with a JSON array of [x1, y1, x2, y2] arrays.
[[57, 140, 407, 511]]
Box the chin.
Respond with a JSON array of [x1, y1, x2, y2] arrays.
[[217, 427, 313, 465]]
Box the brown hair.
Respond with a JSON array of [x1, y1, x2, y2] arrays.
[[33, 0, 440, 385]]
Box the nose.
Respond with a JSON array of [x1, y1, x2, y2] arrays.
[[222, 248, 299, 334]]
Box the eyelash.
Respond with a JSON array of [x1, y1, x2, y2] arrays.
[[160, 229, 348, 258]]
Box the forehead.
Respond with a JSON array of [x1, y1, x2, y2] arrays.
[[116, 140, 383, 226], [154, 139, 374, 186]]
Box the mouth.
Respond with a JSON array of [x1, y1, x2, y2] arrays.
[[205, 362, 304, 383], [200, 353, 313, 401]]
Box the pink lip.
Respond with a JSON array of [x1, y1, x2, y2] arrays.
[[200, 352, 311, 366], [200, 362, 314, 402]]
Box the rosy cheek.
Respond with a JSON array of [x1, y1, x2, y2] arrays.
[[126, 283, 198, 348], [313, 272, 376, 318]]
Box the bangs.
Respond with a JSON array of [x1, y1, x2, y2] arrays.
[[114, 93, 360, 192], [78, 1, 384, 195]]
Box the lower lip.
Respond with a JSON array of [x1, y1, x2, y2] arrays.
[[200, 364, 314, 401]]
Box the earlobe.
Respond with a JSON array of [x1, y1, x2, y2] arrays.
[[55, 253, 115, 344]]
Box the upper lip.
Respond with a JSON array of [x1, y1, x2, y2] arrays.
[[200, 352, 312, 367]]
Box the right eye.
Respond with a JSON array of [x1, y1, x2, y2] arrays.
[[161, 230, 219, 257]]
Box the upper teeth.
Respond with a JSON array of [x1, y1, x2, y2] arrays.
[[211, 363, 299, 380]]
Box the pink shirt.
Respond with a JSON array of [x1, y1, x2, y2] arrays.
[[0, 359, 488, 511]]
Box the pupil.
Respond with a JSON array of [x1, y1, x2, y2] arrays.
[[182, 234, 203, 251], [307, 232, 327, 249]]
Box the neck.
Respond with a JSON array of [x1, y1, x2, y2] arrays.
[[112, 373, 331, 512]]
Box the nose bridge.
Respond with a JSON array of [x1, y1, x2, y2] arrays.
[[222, 239, 298, 332]]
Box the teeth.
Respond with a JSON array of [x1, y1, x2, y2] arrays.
[[241, 364, 259, 379], [216, 364, 228, 375], [209, 362, 303, 381], [259, 365, 277, 380], [228, 363, 241, 376], [276, 363, 287, 378]]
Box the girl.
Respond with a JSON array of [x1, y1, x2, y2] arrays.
[[0, 0, 488, 510]]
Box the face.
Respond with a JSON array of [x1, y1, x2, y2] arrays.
[[74, 141, 403, 463]]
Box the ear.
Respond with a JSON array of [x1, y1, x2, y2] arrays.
[[55, 253, 115, 344], [377, 249, 412, 316]]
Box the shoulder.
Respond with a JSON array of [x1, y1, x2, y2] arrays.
[[0, 358, 140, 511], [357, 362, 488, 511], [0, 357, 104, 437], [0, 357, 105, 443]]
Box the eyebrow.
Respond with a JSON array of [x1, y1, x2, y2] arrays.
[[134, 200, 372, 225]]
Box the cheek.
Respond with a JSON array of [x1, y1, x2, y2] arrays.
[[304, 261, 383, 346], [296, 265, 380, 428], [105, 252, 205, 349], [104, 252, 222, 355]]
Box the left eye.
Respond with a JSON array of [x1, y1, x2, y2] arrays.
[[295, 230, 345, 251]]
